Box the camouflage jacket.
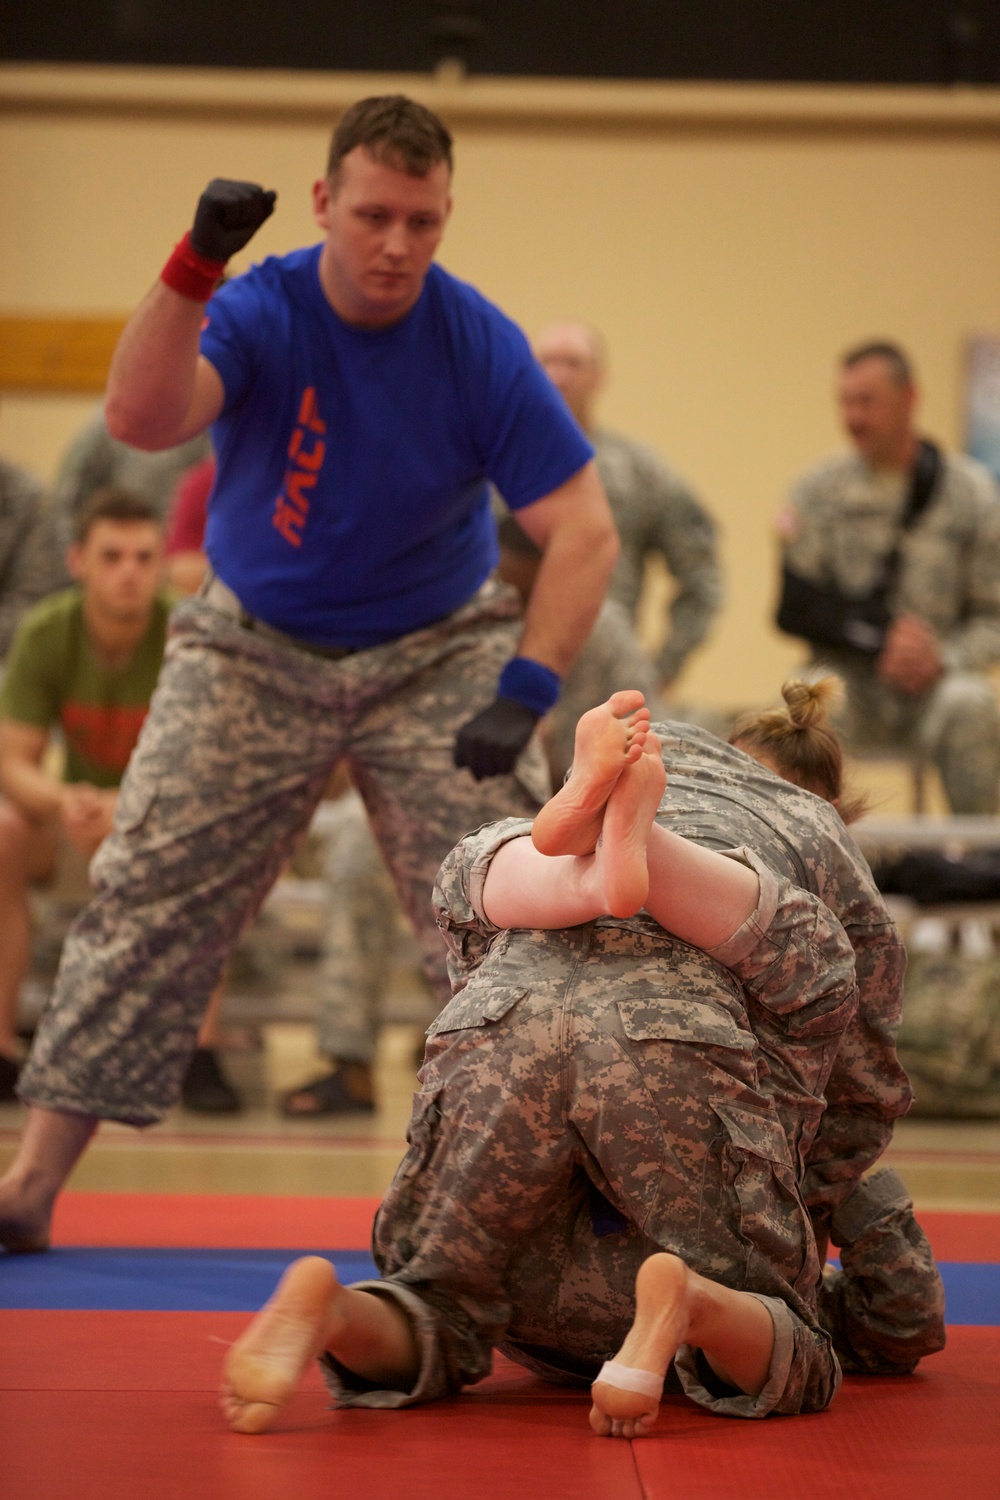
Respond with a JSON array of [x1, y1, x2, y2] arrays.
[[434, 720, 910, 1234], [782, 448, 1000, 672], [594, 429, 723, 682]]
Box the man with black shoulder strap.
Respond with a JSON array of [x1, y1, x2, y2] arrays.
[[777, 340, 1000, 814]]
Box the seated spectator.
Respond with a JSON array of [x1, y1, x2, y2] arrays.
[[0, 487, 230, 1105], [777, 341, 1000, 814], [0, 455, 66, 662]]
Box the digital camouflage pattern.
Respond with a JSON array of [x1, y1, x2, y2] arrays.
[[48, 409, 211, 549], [895, 948, 1000, 1117], [17, 579, 547, 1124], [782, 450, 1000, 813], [320, 844, 856, 1416], [0, 458, 66, 661], [317, 789, 436, 1066], [818, 1165, 945, 1373], [652, 721, 911, 1229], [594, 429, 723, 684]]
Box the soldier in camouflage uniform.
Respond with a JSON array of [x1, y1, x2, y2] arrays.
[[780, 342, 1000, 814], [534, 321, 722, 689], [0, 458, 65, 662], [222, 712, 856, 1432]]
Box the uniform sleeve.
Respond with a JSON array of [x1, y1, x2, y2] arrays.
[[638, 456, 723, 682], [799, 918, 911, 1228], [0, 468, 65, 660], [432, 817, 535, 993], [938, 471, 1000, 671]]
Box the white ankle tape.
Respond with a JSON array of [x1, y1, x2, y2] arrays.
[[594, 1361, 663, 1399]]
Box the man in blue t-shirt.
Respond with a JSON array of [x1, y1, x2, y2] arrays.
[[1, 95, 620, 1250]]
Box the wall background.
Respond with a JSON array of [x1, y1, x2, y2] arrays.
[[4, 67, 1000, 709]]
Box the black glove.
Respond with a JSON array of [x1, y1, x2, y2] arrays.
[[453, 697, 539, 781], [191, 179, 277, 262]]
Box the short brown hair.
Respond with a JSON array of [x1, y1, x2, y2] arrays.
[[73, 486, 161, 545], [841, 340, 914, 387], [327, 95, 453, 181], [729, 676, 867, 822]]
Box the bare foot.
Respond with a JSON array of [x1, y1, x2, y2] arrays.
[[532, 691, 651, 858], [591, 733, 666, 918], [0, 1175, 53, 1254], [222, 1255, 340, 1433], [590, 1252, 691, 1439]]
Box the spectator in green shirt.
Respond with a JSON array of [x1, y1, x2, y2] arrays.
[[0, 488, 169, 1100]]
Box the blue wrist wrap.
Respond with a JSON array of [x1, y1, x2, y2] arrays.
[[498, 656, 561, 716]]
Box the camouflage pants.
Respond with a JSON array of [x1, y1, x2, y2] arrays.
[[322, 880, 850, 1419], [819, 1167, 946, 1374], [818, 653, 1000, 814], [17, 581, 547, 1124], [317, 790, 434, 1065]]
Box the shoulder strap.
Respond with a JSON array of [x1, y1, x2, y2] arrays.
[[901, 439, 942, 531]]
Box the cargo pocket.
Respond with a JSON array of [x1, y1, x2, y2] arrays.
[[711, 1097, 809, 1288], [617, 996, 754, 1053], [427, 984, 528, 1038], [114, 777, 159, 837]]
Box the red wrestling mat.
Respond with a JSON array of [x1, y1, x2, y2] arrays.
[[0, 1314, 997, 1500], [51, 1192, 380, 1249]]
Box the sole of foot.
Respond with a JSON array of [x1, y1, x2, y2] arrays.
[[598, 733, 666, 918], [533, 691, 652, 858], [222, 1255, 338, 1434], [589, 1252, 690, 1439]]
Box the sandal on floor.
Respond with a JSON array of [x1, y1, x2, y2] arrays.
[[280, 1069, 375, 1117]]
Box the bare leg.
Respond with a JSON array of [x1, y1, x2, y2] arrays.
[[531, 691, 650, 858], [222, 1255, 420, 1434], [0, 1105, 97, 1252], [590, 1252, 775, 1438], [195, 977, 227, 1048]]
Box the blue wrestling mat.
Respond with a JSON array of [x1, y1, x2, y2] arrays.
[[0, 1248, 379, 1310], [0, 1248, 998, 1321]]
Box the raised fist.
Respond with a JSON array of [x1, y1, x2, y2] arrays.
[[191, 179, 277, 262]]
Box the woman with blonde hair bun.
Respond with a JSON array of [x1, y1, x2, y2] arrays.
[[728, 676, 867, 822]]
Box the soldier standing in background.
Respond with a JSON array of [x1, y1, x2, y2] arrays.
[[778, 341, 1000, 814], [534, 320, 723, 693]]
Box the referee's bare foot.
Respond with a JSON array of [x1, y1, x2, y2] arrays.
[[532, 691, 651, 857], [590, 1252, 691, 1439], [222, 1256, 340, 1433], [592, 733, 666, 918]]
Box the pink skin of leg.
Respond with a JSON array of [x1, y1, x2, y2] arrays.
[[221, 1255, 419, 1434], [0, 1106, 97, 1252], [531, 690, 651, 858], [589, 1253, 775, 1439]]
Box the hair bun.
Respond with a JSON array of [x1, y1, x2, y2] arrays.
[[781, 675, 843, 729]]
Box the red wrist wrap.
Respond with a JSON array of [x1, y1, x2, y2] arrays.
[[160, 231, 227, 302]]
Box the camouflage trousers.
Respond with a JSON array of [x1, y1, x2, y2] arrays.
[[317, 790, 435, 1066], [817, 652, 1000, 814], [17, 580, 547, 1125], [321, 903, 847, 1419], [819, 1166, 946, 1374]]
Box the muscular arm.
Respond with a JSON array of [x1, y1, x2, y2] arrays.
[[513, 460, 619, 675], [105, 282, 224, 452], [0, 720, 63, 820]]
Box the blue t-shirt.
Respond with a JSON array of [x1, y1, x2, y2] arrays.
[[199, 248, 593, 646]]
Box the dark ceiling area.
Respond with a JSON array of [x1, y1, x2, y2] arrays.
[[2, 2, 999, 85]]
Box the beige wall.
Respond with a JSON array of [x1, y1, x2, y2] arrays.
[[4, 67, 1000, 707]]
